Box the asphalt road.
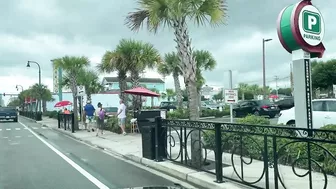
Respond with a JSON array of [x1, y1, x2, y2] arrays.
[[0, 118, 181, 189]]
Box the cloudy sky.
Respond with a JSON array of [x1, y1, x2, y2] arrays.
[[1, 0, 335, 104]]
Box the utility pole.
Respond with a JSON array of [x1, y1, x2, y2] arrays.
[[262, 38, 272, 99], [274, 76, 279, 95], [290, 63, 294, 96]]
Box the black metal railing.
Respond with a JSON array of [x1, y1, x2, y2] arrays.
[[19, 111, 42, 121], [153, 118, 336, 189], [57, 113, 75, 133]]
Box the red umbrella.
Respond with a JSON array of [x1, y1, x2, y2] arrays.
[[54, 100, 72, 107], [123, 87, 160, 97]]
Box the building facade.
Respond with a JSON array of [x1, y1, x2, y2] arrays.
[[102, 77, 165, 92]]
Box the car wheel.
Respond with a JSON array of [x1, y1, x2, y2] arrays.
[[286, 120, 295, 127], [253, 111, 260, 116], [269, 115, 275, 118], [13, 118, 18, 122]]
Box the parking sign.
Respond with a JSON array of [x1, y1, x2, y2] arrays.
[[224, 89, 238, 104]]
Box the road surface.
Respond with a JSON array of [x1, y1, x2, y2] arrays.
[[0, 118, 181, 189]]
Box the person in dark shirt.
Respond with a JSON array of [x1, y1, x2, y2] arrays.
[[84, 100, 95, 132]]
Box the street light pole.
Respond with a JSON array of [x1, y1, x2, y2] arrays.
[[16, 85, 23, 92], [262, 38, 272, 99], [27, 61, 42, 112]]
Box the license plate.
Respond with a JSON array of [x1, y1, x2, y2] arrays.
[[271, 107, 275, 109], [6, 116, 10, 118]]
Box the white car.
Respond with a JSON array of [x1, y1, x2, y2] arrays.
[[277, 99, 336, 129]]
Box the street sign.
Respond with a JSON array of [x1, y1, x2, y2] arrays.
[[224, 89, 238, 104], [77, 86, 85, 96]]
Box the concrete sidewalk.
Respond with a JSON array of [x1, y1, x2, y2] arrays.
[[21, 116, 336, 189]]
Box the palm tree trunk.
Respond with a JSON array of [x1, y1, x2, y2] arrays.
[[173, 71, 183, 109], [42, 100, 47, 112], [71, 80, 79, 130], [118, 71, 128, 106], [131, 71, 141, 110], [173, 18, 202, 168]]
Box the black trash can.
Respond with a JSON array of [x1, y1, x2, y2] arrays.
[[137, 110, 167, 160]]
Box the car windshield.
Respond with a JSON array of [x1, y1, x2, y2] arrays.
[[0, 107, 16, 111]]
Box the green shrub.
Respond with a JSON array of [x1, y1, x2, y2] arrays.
[[167, 109, 189, 119], [203, 116, 336, 176], [237, 115, 270, 125], [43, 111, 59, 119], [167, 108, 229, 120], [103, 113, 133, 134]]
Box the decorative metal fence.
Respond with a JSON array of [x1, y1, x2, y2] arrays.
[[19, 111, 42, 121], [155, 118, 336, 189]]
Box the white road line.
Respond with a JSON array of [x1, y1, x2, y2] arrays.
[[3, 137, 8, 139], [32, 127, 38, 129], [0, 129, 2, 131], [6, 128, 11, 131], [19, 122, 109, 189], [15, 128, 21, 130], [41, 127, 47, 129], [15, 136, 21, 138]]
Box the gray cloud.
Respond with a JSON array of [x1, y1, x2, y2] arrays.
[[0, 0, 334, 92]]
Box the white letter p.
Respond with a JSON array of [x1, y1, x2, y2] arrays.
[[308, 15, 317, 30]]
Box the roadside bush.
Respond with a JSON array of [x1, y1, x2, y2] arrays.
[[203, 116, 336, 176], [167, 109, 189, 119], [103, 112, 133, 134], [42, 111, 58, 119], [167, 108, 229, 120]]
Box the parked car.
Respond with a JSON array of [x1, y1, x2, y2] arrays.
[[233, 100, 279, 118], [277, 99, 336, 129], [275, 97, 294, 110], [201, 101, 220, 110], [104, 107, 118, 117], [159, 101, 177, 111]]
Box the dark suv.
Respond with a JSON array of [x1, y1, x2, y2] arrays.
[[233, 100, 279, 118], [159, 101, 177, 111]]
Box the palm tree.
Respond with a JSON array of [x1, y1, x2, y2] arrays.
[[29, 84, 54, 112], [98, 50, 129, 104], [238, 83, 249, 100], [193, 50, 217, 112], [126, 0, 227, 121], [52, 56, 90, 130], [77, 69, 103, 101], [158, 52, 183, 108], [161, 88, 176, 101], [114, 39, 161, 110], [149, 88, 160, 107]]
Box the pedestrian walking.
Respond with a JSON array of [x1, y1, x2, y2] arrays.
[[117, 99, 127, 135], [84, 100, 95, 132], [95, 102, 105, 136]]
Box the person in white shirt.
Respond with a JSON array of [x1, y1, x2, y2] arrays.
[[117, 99, 127, 135]]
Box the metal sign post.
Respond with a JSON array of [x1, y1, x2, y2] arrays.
[[224, 89, 238, 123]]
